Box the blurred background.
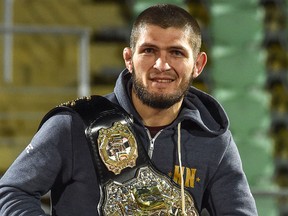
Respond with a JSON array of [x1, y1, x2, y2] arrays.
[[0, 0, 288, 215]]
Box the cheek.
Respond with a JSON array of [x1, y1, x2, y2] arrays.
[[179, 73, 192, 85], [132, 67, 147, 85], [135, 53, 158, 66], [133, 58, 146, 72], [133, 59, 152, 77], [176, 64, 194, 81]]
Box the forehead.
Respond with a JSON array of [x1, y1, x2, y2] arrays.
[[135, 24, 192, 49]]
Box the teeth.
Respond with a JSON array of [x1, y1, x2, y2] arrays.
[[155, 79, 172, 83]]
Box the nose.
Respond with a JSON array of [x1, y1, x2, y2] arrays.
[[153, 54, 171, 72]]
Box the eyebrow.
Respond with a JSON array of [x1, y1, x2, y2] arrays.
[[138, 43, 186, 51], [138, 43, 158, 49]]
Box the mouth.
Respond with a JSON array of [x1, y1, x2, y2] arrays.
[[149, 78, 175, 91], [151, 78, 174, 83]]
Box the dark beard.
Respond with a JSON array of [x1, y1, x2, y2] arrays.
[[131, 72, 192, 109]]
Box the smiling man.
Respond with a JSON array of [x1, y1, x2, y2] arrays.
[[0, 4, 258, 216], [124, 23, 207, 126]]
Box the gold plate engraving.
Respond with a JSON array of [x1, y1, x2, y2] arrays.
[[102, 166, 199, 216], [97, 121, 138, 174]]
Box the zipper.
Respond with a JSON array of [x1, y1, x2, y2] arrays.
[[145, 128, 163, 159]]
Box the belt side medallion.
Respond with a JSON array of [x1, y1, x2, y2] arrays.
[[97, 121, 138, 174]]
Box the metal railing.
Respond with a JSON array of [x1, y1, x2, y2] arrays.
[[1, 0, 91, 97]]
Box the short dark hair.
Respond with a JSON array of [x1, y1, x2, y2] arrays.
[[130, 4, 202, 56]]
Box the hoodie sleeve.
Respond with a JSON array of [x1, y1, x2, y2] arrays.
[[0, 113, 73, 216], [204, 134, 258, 215]]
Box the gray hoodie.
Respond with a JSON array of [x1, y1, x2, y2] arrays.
[[0, 69, 258, 215]]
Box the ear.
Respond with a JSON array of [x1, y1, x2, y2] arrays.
[[192, 52, 207, 78], [123, 47, 133, 73]]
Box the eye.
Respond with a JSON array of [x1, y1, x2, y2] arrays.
[[144, 48, 155, 54], [171, 50, 184, 57]]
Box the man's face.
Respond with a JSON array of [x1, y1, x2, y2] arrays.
[[127, 24, 202, 109]]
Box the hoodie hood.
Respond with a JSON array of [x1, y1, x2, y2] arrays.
[[113, 69, 229, 136], [180, 87, 229, 135]]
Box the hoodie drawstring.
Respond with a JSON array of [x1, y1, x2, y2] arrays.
[[177, 122, 187, 216]]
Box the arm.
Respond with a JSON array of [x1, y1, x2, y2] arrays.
[[0, 113, 73, 216], [204, 134, 258, 215]]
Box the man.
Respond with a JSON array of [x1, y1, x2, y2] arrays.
[[0, 4, 258, 216]]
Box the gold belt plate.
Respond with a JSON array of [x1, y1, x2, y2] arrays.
[[102, 166, 199, 216], [97, 121, 138, 175]]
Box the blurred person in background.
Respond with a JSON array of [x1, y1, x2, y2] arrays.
[[0, 4, 257, 216]]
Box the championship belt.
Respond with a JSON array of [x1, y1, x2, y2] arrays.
[[46, 95, 199, 216]]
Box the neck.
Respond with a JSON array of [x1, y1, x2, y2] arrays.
[[132, 92, 183, 127]]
